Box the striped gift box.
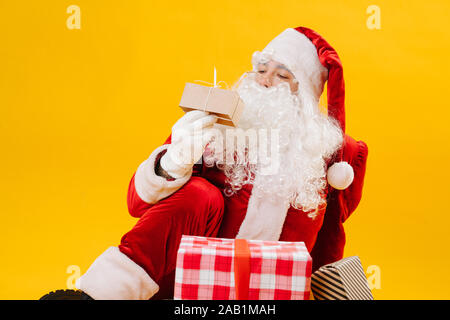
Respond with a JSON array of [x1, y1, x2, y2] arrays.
[[174, 235, 312, 300], [311, 256, 373, 300]]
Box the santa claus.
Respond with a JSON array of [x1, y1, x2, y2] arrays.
[[40, 26, 368, 300]]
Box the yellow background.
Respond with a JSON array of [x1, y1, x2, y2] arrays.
[[1, 0, 449, 300]]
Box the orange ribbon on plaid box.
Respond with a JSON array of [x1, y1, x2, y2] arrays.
[[174, 235, 312, 300]]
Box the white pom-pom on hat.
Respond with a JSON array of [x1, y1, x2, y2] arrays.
[[327, 161, 354, 190]]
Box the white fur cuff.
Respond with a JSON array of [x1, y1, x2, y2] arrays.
[[327, 161, 354, 190], [134, 145, 192, 204], [75, 247, 159, 300]]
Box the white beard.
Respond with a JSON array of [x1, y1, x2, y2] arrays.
[[203, 72, 343, 215]]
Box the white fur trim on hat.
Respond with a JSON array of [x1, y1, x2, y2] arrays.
[[75, 247, 159, 300], [252, 28, 328, 101], [134, 145, 192, 204], [327, 161, 354, 190]]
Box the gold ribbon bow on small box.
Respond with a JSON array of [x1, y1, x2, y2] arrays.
[[179, 66, 245, 127]]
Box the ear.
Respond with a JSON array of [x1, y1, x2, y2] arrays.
[[327, 161, 354, 190]]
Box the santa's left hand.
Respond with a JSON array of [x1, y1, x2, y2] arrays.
[[327, 161, 354, 190]]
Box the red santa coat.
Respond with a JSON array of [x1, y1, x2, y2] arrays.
[[127, 133, 368, 273], [76, 27, 366, 300]]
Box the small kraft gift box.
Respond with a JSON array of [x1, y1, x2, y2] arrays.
[[174, 235, 312, 300], [179, 82, 245, 127], [311, 256, 374, 300]]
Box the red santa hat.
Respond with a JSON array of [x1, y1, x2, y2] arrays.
[[251, 26, 352, 190]]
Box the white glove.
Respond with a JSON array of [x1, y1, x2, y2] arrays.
[[160, 110, 217, 179]]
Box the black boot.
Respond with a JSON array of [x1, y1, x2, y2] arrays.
[[39, 289, 94, 300]]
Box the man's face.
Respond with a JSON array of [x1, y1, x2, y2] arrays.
[[255, 59, 299, 94]]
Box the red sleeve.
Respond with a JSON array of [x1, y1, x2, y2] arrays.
[[127, 172, 151, 218], [126, 133, 203, 218], [341, 137, 369, 222], [310, 135, 369, 272]]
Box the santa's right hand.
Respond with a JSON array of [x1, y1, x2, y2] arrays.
[[160, 111, 217, 179]]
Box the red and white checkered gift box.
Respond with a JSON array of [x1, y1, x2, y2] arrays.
[[174, 235, 312, 300]]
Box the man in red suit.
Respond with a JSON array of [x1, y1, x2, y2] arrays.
[[41, 26, 368, 300]]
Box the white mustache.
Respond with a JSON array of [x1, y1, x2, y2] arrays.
[[203, 73, 344, 213]]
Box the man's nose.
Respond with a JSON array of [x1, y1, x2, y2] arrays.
[[257, 74, 272, 88]]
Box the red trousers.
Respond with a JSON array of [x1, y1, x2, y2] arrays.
[[118, 176, 225, 299]]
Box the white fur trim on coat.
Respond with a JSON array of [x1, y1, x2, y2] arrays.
[[75, 247, 159, 300], [327, 161, 354, 190], [236, 184, 290, 241], [134, 145, 192, 204]]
